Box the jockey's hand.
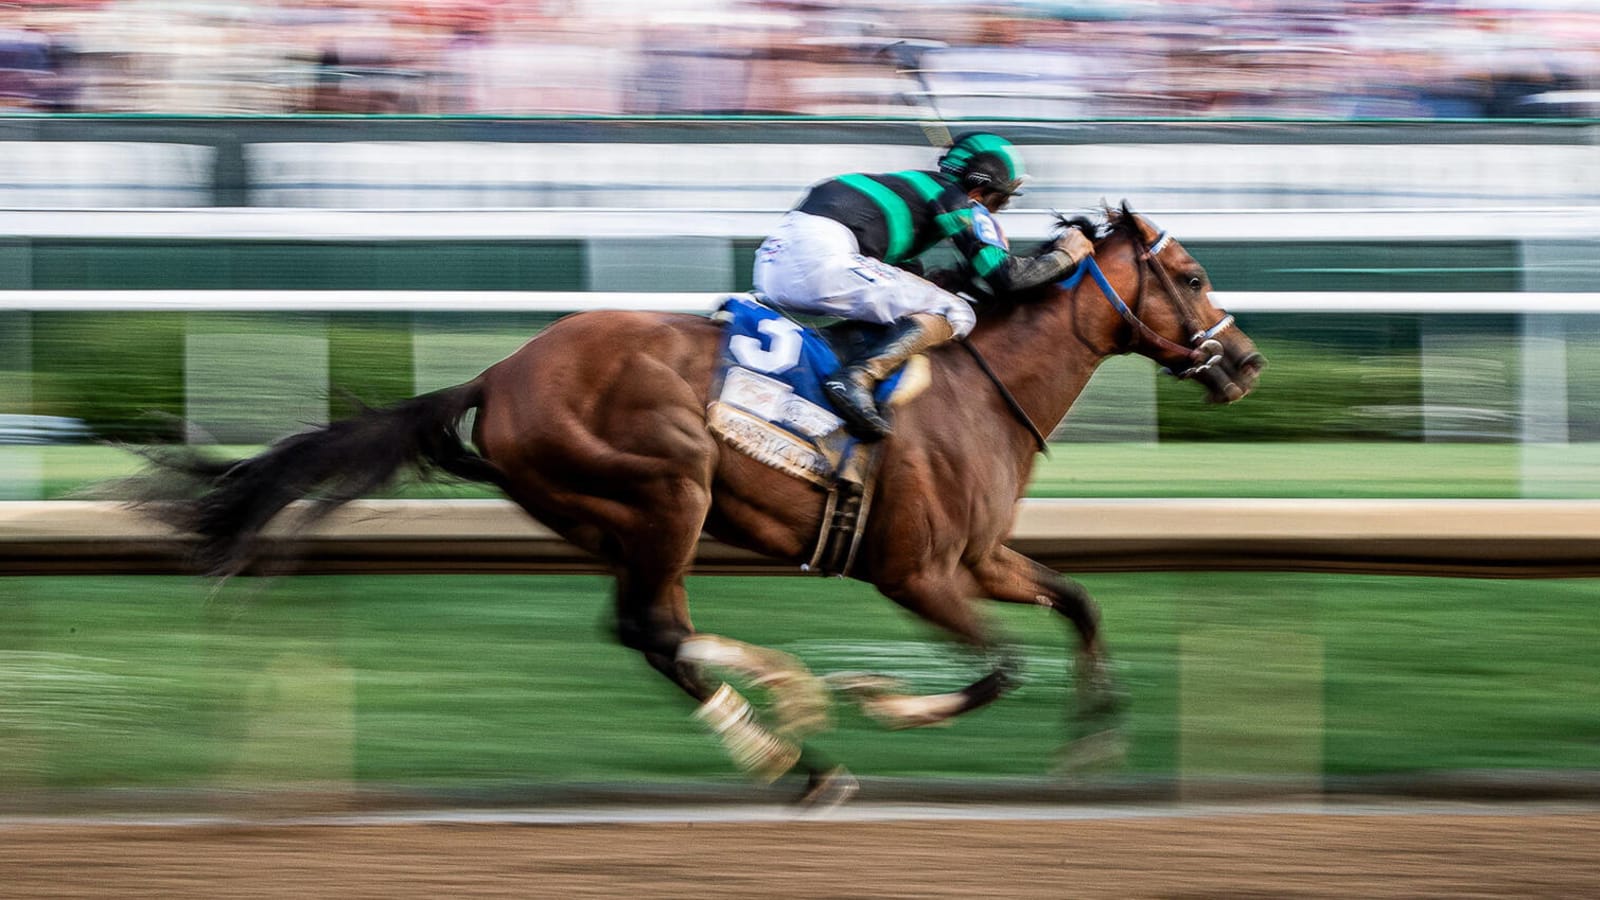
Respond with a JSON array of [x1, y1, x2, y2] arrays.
[[1059, 230, 1094, 264]]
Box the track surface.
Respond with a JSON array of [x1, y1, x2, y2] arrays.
[[4, 804, 1598, 898]]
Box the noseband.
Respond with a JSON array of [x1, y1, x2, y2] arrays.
[[1060, 230, 1232, 380]]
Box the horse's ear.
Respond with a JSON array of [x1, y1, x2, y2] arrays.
[[1115, 199, 1153, 242]]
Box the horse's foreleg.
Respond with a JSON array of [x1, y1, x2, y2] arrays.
[[973, 546, 1125, 766], [854, 571, 1021, 729], [1046, 573, 1121, 719]]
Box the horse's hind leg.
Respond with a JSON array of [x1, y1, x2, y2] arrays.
[[620, 571, 850, 801], [643, 639, 853, 806], [479, 346, 846, 799], [604, 482, 845, 798]]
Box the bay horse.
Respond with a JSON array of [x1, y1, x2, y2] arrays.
[[139, 203, 1262, 804]]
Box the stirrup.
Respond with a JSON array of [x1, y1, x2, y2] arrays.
[[823, 374, 891, 441]]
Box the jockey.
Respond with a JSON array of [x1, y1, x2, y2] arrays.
[[753, 132, 1094, 441]]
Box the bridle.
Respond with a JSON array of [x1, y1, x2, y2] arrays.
[[1059, 228, 1234, 380], [962, 220, 1239, 455]]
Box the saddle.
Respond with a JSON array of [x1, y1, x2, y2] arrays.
[[708, 294, 928, 487], [708, 294, 931, 574]]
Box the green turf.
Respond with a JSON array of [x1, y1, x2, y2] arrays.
[[2, 573, 1597, 791], [1035, 441, 1600, 498], [7, 442, 1600, 500]]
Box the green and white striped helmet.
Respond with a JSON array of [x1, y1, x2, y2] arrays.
[[938, 132, 1027, 195]]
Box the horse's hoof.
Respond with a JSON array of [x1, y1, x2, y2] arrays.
[[1054, 727, 1127, 775], [797, 765, 859, 814], [1079, 687, 1129, 720]]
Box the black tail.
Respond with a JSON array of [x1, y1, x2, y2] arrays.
[[137, 380, 502, 576]]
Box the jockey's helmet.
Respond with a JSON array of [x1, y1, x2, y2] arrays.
[[939, 132, 1027, 197]]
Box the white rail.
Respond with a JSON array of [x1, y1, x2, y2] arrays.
[[1, 207, 1599, 241], [1, 290, 1598, 314]]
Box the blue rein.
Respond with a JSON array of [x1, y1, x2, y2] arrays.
[[1056, 228, 1169, 324], [1054, 230, 1229, 378], [1057, 255, 1136, 323]]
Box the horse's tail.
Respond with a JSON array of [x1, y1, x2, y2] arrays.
[[138, 380, 502, 577]]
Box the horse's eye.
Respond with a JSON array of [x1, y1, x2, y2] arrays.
[[1187, 276, 1203, 291]]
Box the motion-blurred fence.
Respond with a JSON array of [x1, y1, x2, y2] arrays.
[[4, 204, 1599, 454], [0, 117, 1598, 209]]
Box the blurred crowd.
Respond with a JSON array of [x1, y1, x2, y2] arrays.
[[2, 0, 1598, 118]]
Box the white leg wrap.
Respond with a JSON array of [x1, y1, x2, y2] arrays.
[[678, 634, 760, 672], [679, 634, 830, 739], [693, 683, 800, 783], [861, 691, 968, 730]]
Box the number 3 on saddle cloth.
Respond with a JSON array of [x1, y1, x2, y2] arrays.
[[708, 294, 930, 488]]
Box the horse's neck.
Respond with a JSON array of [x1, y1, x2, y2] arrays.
[[967, 276, 1123, 449]]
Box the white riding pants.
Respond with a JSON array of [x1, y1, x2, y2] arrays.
[[752, 211, 977, 338]]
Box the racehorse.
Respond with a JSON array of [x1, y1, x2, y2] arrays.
[[137, 203, 1262, 804]]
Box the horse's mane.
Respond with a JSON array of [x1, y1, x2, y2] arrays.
[[1054, 200, 1143, 249], [964, 201, 1142, 311]]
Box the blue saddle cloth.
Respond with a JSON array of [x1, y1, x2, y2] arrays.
[[708, 295, 906, 484]]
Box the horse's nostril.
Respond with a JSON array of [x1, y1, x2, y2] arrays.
[[1239, 352, 1265, 376]]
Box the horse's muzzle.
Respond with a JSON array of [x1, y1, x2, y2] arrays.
[[1197, 348, 1265, 404]]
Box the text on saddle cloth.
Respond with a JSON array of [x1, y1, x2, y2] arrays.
[[708, 294, 922, 486]]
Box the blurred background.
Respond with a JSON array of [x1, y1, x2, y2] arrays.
[[1, 0, 1598, 812], [0, 0, 1598, 117]]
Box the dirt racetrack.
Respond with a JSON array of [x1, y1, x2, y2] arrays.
[[3, 807, 1599, 898]]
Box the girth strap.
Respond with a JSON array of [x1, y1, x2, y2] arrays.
[[804, 441, 885, 576]]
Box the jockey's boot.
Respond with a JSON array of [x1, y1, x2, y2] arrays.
[[823, 312, 955, 441]]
